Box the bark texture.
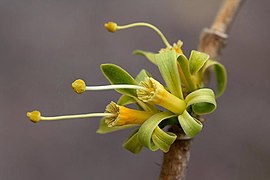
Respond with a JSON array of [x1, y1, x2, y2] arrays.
[[159, 0, 245, 179]]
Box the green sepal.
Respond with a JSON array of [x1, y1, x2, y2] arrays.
[[100, 64, 137, 96], [123, 130, 143, 154], [96, 118, 137, 134], [154, 50, 183, 99], [135, 69, 152, 83], [138, 112, 177, 152], [133, 50, 156, 64], [202, 60, 227, 97], [185, 88, 216, 115], [177, 111, 203, 138], [189, 50, 209, 75]]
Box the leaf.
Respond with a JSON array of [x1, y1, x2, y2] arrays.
[[154, 50, 183, 99], [202, 60, 227, 97], [189, 50, 209, 75], [100, 64, 138, 97], [185, 88, 216, 115], [133, 50, 156, 64], [96, 118, 137, 134], [135, 69, 152, 83], [123, 130, 143, 154], [178, 111, 203, 138], [138, 112, 177, 152]]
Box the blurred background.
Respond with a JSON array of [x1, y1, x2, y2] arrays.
[[0, 0, 269, 179]]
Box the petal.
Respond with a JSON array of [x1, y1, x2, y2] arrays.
[[152, 127, 177, 153], [178, 111, 203, 137], [154, 50, 183, 99], [138, 112, 177, 152], [135, 69, 152, 83], [133, 50, 156, 64], [101, 64, 138, 97], [177, 54, 196, 91], [201, 60, 227, 97], [189, 50, 209, 75], [123, 130, 144, 154], [117, 95, 137, 106], [185, 88, 216, 115], [96, 118, 137, 134]]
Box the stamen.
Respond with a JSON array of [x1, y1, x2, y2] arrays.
[[27, 110, 113, 123], [72, 79, 148, 94], [104, 21, 171, 48]]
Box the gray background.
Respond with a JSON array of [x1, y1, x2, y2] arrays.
[[0, 0, 269, 179]]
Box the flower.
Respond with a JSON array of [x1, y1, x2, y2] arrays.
[[27, 21, 227, 154]]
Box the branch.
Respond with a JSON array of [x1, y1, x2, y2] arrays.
[[198, 0, 245, 59], [159, 0, 245, 179]]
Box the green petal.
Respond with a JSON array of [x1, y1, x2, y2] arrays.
[[178, 111, 203, 137], [154, 50, 183, 99], [185, 88, 216, 115], [189, 50, 209, 75], [135, 69, 152, 83], [96, 118, 137, 134], [202, 60, 227, 97], [152, 127, 177, 153], [117, 95, 137, 106], [100, 64, 137, 96], [177, 54, 196, 91], [133, 50, 156, 64], [138, 112, 177, 152], [123, 130, 143, 154]]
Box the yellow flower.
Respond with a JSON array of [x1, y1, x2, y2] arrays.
[[104, 102, 154, 127], [137, 77, 186, 114]]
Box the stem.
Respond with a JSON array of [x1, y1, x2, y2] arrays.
[[198, 0, 245, 59], [159, 126, 191, 180], [159, 0, 245, 179]]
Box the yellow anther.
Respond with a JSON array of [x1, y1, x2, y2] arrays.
[[159, 40, 183, 55], [173, 40, 183, 55], [104, 22, 118, 32], [72, 79, 86, 94], [27, 110, 41, 123]]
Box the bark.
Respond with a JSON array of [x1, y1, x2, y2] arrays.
[[159, 0, 245, 179]]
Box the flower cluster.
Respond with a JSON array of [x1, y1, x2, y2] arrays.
[[27, 21, 227, 153]]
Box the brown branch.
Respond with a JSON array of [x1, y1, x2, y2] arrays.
[[159, 0, 245, 179]]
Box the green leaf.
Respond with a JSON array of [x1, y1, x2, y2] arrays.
[[123, 130, 143, 154], [135, 69, 152, 83], [178, 111, 203, 137], [133, 50, 156, 64], [101, 64, 138, 96], [202, 60, 227, 97], [185, 88, 216, 115], [96, 118, 137, 134], [138, 112, 177, 152], [189, 50, 209, 75], [154, 50, 183, 99]]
